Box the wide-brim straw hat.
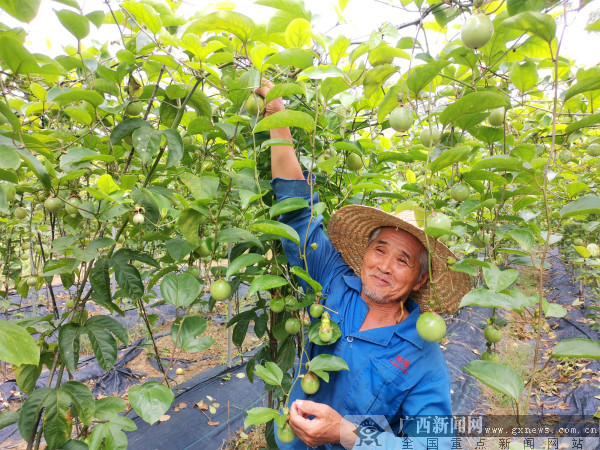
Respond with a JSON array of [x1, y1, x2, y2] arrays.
[[328, 205, 471, 314]]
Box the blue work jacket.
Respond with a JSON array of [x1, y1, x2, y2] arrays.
[[271, 178, 453, 449]]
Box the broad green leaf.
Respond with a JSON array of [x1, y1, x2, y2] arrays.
[[507, 0, 549, 15], [18, 387, 52, 441], [0, 0, 40, 22], [160, 273, 201, 308], [0, 101, 20, 130], [586, 18, 600, 32], [178, 207, 205, 245], [0, 35, 39, 74], [88, 422, 130, 450], [440, 92, 510, 126], [308, 354, 349, 372], [363, 64, 397, 98], [471, 155, 524, 171], [14, 363, 41, 395], [460, 288, 537, 311], [226, 253, 265, 278], [551, 339, 600, 359], [289, 266, 322, 292], [248, 275, 288, 297], [90, 258, 121, 314], [86, 315, 128, 346], [58, 323, 83, 371], [564, 77, 600, 102], [13, 146, 50, 189], [122, 1, 162, 34], [254, 110, 315, 133], [56, 10, 90, 40], [560, 195, 600, 218], [464, 360, 523, 400], [110, 118, 152, 144], [186, 11, 255, 42], [269, 198, 309, 217], [565, 181, 589, 198], [565, 113, 600, 134], [330, 34, 350, 65], [254, 361, 283, 386], [64, 106, 92, 125], [501, 11, 556, 43], [180, 173, 219, 201], [54, 89, 104, 107], [285, 18, 312, 48], [84, 323, 118, 371], [165, 238, 197, 262], [407, 60, 449, 95], [162, 129, 183, 168], [301, 65, 347, 80], [509, 61, 539, 92], [483, 264, 519, 292], [60, 381, 95, 426], [247, 220, 300, 245], [217, 227, 263, 250], [506, 229, 535, 251], [573, 245, 591, 258], [0, 145, 20, 170], [41, 389, 73, 449], [110, 259, 144, 300], [128, 381, 174, 425], [94, 397, 127, 420], [171, 316, 215, 352], [0, 320, 40, 366], [430, 146, 470, 172], [265, 83, 305, 104], [266, 48, 316, 69], [244, 407, 280, 428], [0, 410, 18, 430], [542, 301, 567, 318]]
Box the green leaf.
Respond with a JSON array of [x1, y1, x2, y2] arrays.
[[464, 360, 523, 401], [269, 198, 309, 217], [507, 0, 548, 15], [165, 238, 197, 262], [254, 110, 315, 133], [551, 339, 600, 359], [171, 316, 215, 352], [565, 113, 600, 134], [178, 207, 205, 245], [244, 407, 280, 428], [509, 61, 539, 93], [289, 266, 322, 292], [0, 101, 20, 130], [226, 253, 264, 278], [586, 18, 600, 32], [308, 354, 349, 372], [162, 129, 183, 168], [440, 92, 510, 126], [0, 35, 38, 73], [186, 10, 255, 42], [0, 145, 19, 170], [254, 361, 283, 386], [180, 173, 219, 201], [86, 315, 128, 346], [248, 275, 289, 297], [407, 60, 449, 95], [109, 259, 144, 300], [58, 323, 83, 371], [565, 181, 588, 198], [84, 323, 118, 371], [14, 363, 41, 395], [217, 227, 263, 250], [42, 258, 79, 277], [110, 118, 152, 144], [560, 195, 600, 218], [60, 381, 95, 426], [0, 320, 39, 365], [483, 264, 519, 292], [90, 258, 120, 314], [500, 11, 556, 43], [247, 220, 300, 245], [471, 155, 524, 171], [41, 389, 73, 449], [542, 300, 567, 318], [128, 381, 174, 425], [94, 397, 127, 420], [430, 145, 470, 172], [56, 9, 90, 40], [18, 387, 52, 441], [0, 0, 40, 22], [506, 229, 535, 251], [122, 1, 162, 34], [564, 77, 600, 101], [301, 64, 347, 80], [265, 83, 305, 103], [13, 146, 50, 189], [266, 48, 315, 69], [54, 89, 104, 107], [0, 410, 18, 430], [460, 288, 537, 311], [285, 17, 312, 48], [160, 273, 201, 308]]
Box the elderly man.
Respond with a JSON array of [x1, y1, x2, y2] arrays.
[[255, 82, 470, 449]]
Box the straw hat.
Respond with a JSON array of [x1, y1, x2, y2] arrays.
[[328, 205, 471, 314]]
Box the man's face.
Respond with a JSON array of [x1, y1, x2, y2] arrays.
[[360, 227, 429, 304]]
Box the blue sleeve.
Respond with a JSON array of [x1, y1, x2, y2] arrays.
[[271, 177, 349, 292]]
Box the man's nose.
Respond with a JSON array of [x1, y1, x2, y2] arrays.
[[378, 256, 392, 274]]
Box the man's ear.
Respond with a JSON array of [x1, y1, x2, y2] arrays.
[[412, 272, 429, 292]]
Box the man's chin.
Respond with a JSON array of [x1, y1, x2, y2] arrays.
[[363, 287, 394, 304]]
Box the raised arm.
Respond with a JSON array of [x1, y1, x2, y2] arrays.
[[255, 80, 304, 180]]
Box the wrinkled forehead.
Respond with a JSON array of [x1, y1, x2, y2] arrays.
[[371, 226, 425, 254]]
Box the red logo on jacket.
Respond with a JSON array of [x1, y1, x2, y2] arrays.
[[390, 355, 410, 374]]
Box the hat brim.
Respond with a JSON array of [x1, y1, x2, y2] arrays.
[[328, 205, 471, 314]]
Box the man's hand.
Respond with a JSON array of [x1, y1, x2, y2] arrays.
[[255, 79, 285, 117], [289, 400, 357, 449]]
